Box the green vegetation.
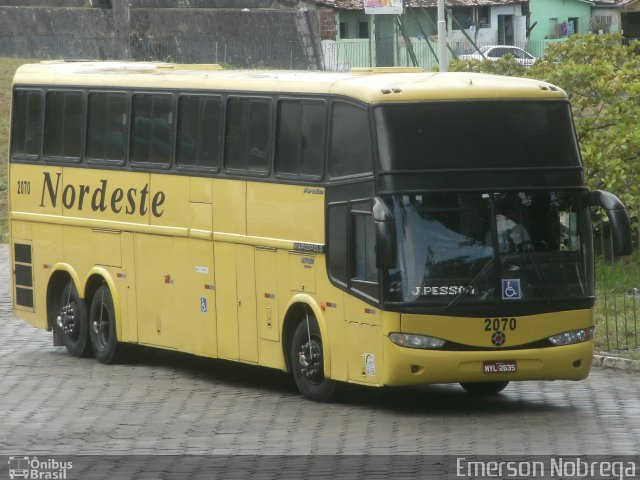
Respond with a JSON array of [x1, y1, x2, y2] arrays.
[[0, 58, 31, 243]]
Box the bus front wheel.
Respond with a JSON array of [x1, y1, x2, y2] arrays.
[[89, 285, 122, 364], [55, 281, 91, 357], [290, 315, 337, 402], [460, 381, 509, 395]]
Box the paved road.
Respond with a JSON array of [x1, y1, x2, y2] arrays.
[[1, 244, 640, 458]]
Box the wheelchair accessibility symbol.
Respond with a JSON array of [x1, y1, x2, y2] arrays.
[[502, 279, 521, 300]]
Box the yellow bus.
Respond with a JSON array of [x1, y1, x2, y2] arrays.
[[8, 61, 632, 401]]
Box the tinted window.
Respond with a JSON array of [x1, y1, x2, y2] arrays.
[[353, 213, 377, 283], [87, 93, 127, 163], [177, 95, 222, 169], [328, 203, 348, 286], [226, 97, 271, 174], [131, 94, 173, 165], [12, 90, 42, 157], [375, 101, 580, 171], [44, 91, 84, 159], [329, 102, 373, 178], [276, 99, 326, 178]]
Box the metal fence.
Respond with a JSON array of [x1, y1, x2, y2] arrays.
[[326, 38, 556, 72], [0, 34, 312, 70], [594, 214, 640, 353]]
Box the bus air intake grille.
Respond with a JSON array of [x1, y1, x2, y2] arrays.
[[13, 243, 34, 308]]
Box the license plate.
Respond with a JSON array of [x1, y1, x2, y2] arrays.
[[483, 360, 517, 374]]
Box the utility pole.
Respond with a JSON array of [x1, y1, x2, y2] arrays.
[[437, 0, 447, 71]]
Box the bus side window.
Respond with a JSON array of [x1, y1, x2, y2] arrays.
[[329, 102, 373, 179], [275, 99, 326, 179], [176, 95, 222, 170], [131, 94, 173, 166], [350, 208, 379, 300], [11, 90, 43, 157], [225, 96, 271, 175], [44, 91, 84, 161], [328, 203, 349, 287], [86, 92, 127, 164], [353, 213, 377, 281]]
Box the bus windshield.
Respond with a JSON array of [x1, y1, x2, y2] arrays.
[[385, 191, 593, 306]]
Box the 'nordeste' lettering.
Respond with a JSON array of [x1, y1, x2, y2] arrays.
[[40, 172, 165, 218]]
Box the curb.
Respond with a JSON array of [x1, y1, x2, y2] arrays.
[[593, 354, 640, 372]]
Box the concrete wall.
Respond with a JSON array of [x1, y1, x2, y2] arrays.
[[0, 0, 323, 68]]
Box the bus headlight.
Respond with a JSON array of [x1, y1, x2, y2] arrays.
[[548, 327, 595, 346], [389, 333, 446, 349]]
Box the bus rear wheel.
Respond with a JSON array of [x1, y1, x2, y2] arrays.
[[290, 315, 337, 402], [55, 281, 91, 357], [460, 381, 509, 395], [89, 285, 122, 364]]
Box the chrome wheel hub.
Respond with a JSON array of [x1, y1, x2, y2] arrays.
[[56, 304, 77, 335], [298, 341, 322, 381]]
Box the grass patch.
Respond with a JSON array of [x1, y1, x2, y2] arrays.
[[0, 57, 32, 243]]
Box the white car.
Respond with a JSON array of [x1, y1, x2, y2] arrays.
[[459, 45, 536, 67]]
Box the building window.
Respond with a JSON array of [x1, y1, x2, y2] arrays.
[[358, 21, 369, 39], [568, 17, 578, 35], [592, 15, 612, 33], [451, 7, 473, 30], [550, 18, 559, 38], [339, 21, 348, 39], [477, 7, 490, 28], [451, 6, 490, 30]]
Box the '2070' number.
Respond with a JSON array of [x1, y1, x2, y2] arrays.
[[17, 180, 31, 195], [484, 317, 517, 332]]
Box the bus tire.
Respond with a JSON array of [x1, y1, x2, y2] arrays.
[[460, 381, 509, 395], [290, 315, 337, 402], [89, 285, 122, 364], [55, 281, 91, 357]]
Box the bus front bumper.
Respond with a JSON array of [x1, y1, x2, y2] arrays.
[[382, 338, 593, 386]]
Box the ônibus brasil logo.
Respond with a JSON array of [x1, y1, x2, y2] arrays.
[[8, 456, 72, 479]]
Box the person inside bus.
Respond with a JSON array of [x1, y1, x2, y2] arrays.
[[487, 202, 531, 254]]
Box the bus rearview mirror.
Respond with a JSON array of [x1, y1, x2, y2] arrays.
[[372, 198, 397, 270], [589, 190, 633, 256]]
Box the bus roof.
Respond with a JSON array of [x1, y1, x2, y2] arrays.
[[13, 60, 567, 103]]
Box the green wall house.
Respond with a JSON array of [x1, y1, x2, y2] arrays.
[[528, 0, 594, 42]]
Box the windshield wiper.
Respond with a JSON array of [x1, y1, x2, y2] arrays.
[[521, 242, 553, 303], [447, 257, 496, 309]]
